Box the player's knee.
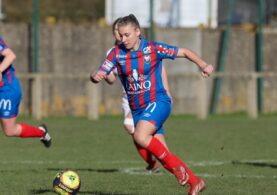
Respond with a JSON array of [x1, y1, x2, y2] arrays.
[[133, 131, 149, 147], [133, 134, 144, 146], [3, 129, 17, 137]]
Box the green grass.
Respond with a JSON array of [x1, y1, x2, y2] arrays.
[[0, 114, 277, 195]]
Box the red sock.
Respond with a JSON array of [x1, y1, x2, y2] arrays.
[[146, 137, 177, 170], [163, 163, 174, 173], [172, 154, 198, 185], [134, 141, 155, 165], [19, 123, 45, 138]]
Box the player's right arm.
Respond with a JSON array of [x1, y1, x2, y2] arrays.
[[90, 47, 117, 84], [90, 70, 108, 83]]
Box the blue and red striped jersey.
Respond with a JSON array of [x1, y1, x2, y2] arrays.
[[99, 38, 178, 110], [0, 37, 16, 85]]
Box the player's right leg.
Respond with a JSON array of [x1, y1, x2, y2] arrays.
[[188, 178, 206, 195]]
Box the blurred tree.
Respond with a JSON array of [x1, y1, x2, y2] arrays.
[[2, 0, 105, 23]]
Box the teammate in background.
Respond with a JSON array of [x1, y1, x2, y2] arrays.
[[90, 14, 213, 194], [0, 36, 51, 148], [105, 18, 172, 172]]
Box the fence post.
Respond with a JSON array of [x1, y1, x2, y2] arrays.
[[247, 73, 258, 118], [197, 76, 208, 119], [87, 81, 99, 120], [31, 74, 42, 120]]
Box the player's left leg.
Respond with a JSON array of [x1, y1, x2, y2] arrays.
[[0, 84, 51, 147], [1, 117, 43, 137], [0, 117, 52, 147]]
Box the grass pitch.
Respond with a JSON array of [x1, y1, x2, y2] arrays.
[[0, 114, 276, 195]]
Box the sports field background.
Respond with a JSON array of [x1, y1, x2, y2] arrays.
[[0, 114, 276, 195]]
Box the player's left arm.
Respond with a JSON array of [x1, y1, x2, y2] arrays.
[[177, 48, 214, 77]]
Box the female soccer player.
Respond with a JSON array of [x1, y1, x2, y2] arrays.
[[90, 14, 213, 194], [0, 36, 51, 147], [105, 17, 172, 173]]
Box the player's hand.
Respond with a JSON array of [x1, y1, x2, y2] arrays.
[[201, 64, 214, 78], [90, 70, 107, 83]]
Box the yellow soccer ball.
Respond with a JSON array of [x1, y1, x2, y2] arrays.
[[53, 170, 81, 195]]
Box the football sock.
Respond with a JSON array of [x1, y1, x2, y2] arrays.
[[134, 141, 156, 165], [19, 123, 45, 138], [146, 137, 178, 169], [171, 154, 198, 185], [163, 163, 174, 173]]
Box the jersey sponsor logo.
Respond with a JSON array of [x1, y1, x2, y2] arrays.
[[116, 54, 127, 58], [0, 98, 12, 111], [126, 69, 151, 94], [119, 60, 126, 65], [117, 54, 127, 66]]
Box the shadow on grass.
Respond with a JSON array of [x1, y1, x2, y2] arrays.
[[48, 168, 119, 173], [30, 189, 52, 194], [30, 189, 134, 195], [232, 160, 277, 168]]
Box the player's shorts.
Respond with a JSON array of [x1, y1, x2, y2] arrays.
[[0, 78, 22, 119], [131, 98, 171, 135], [122, 94, 165, 134]]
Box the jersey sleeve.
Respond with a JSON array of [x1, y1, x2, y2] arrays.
[[98, 47, 117, 74], [153, 42, 178, 60], [0, 37, 8, 54]]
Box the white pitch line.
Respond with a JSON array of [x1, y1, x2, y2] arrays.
[[122, 168, 277, 179], [198, 173, 277, 179], [1, 159, 276, 179], [0, 159, 277, 166]]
